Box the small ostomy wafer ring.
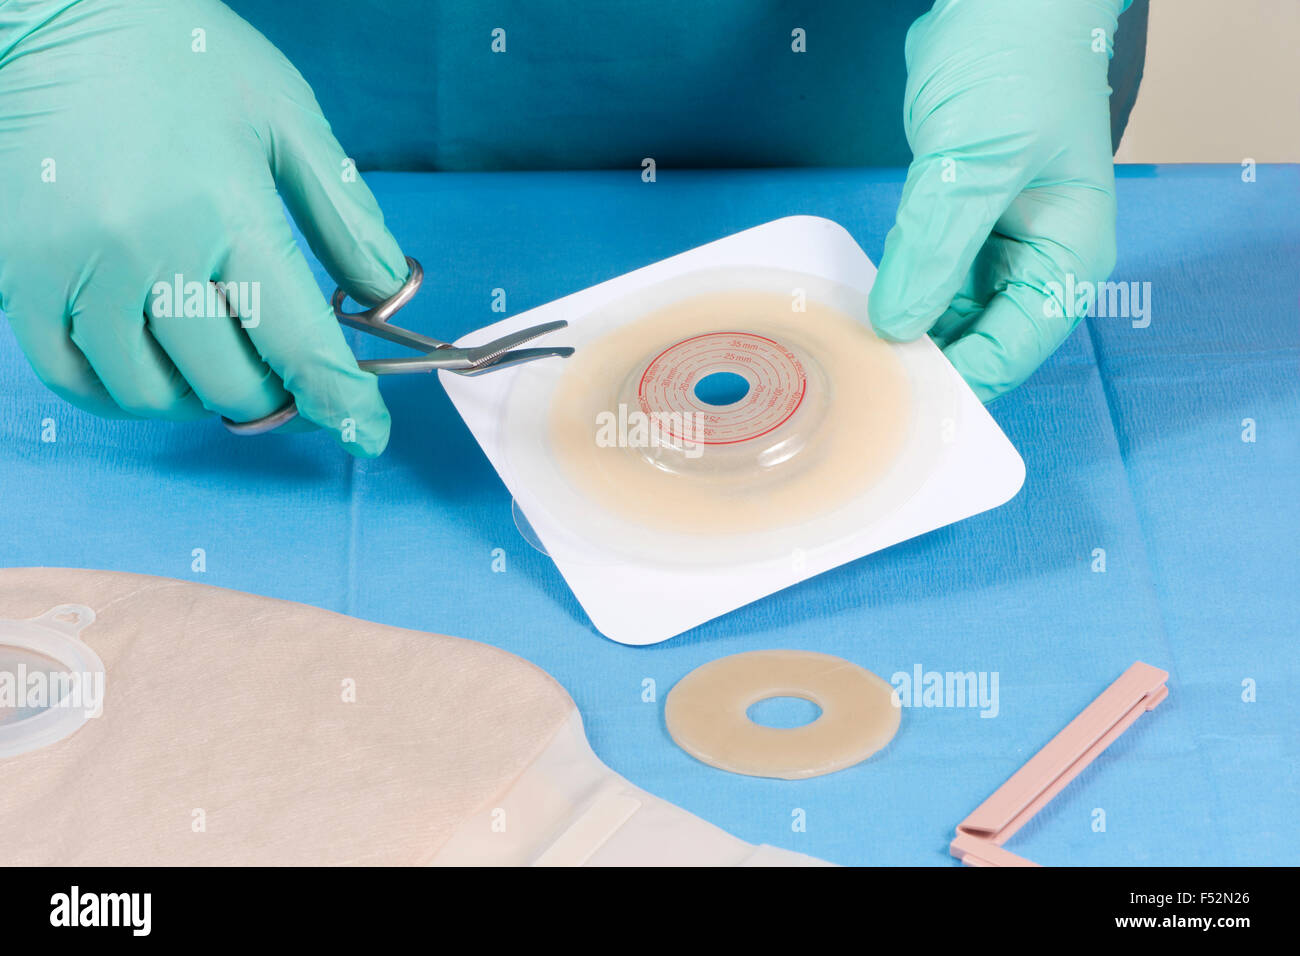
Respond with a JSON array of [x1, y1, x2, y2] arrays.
[[665, 650, 901, 780]]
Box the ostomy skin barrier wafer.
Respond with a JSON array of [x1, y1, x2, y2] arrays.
[[441, 217, 1025, 645]]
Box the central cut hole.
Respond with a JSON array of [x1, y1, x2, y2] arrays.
[[747, 696, 823, 729], [693, 371, 750, 406]]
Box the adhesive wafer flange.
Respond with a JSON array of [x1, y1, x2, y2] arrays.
[[439, 216, 1026, 644]]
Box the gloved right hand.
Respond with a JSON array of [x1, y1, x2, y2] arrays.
[[869, 0, 1127, 402], [0, 0, 408, 456]]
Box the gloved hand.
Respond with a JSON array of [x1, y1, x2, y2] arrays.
[[0, 0, 407, 456], [869, 0, 1128, 402]]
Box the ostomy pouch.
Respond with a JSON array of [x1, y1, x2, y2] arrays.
[[0, 568, 824, 866], [441, 217, 1026, 644]]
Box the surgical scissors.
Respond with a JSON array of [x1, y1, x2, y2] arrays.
[[223, 257, 573, 435]]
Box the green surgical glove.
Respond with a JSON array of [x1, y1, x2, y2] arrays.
[[869, 0, 1128, 401], [0, 0, 407, 456]]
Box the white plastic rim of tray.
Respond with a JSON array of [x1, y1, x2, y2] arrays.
[[440, 216, 1026, 645]]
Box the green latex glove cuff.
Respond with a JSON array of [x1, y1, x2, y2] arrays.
[[0, 0, 409, 456]]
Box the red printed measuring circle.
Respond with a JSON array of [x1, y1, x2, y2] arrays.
[[637, 332, 807, 445]]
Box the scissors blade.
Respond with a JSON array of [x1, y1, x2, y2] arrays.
[[462, 319, 571, 368], [357, 320, 573, 375], [455, 345, 576, 375]]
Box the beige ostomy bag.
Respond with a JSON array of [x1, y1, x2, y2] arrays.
[[0, 569, 825, 867]]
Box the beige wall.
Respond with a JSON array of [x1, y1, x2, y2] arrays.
[[1115, 0, 1300, 163]]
